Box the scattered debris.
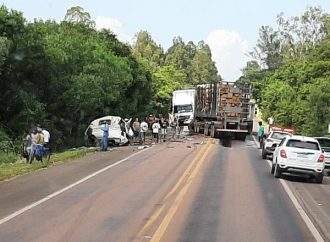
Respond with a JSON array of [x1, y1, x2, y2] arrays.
[[187, 145, 192, 148], [193, 141, 204, 145], [137, 145, 149, 150]]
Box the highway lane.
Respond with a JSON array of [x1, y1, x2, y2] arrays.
[[0, 136, 318, 241], [157, 136, 314, 242], [0, 139, 204, 241]]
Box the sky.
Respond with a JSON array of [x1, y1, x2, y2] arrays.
[[1, 0, 330, 81]]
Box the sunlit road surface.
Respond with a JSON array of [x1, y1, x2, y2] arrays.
[[0, 136, 316, 241]]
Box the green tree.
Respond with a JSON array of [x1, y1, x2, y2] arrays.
[[190, 41, 219, 84], [64, 6, 95, 27], [132, 30, 164, 71], [151, 65, 186, 114]]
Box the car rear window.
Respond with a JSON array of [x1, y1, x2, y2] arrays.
[[286, 139, 320, 150], [316, 138, 330, 148], [271, 132, 289, 140]]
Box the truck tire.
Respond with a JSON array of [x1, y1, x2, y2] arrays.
[[210, 126, 215, 138], [204, 127, 209, 136]]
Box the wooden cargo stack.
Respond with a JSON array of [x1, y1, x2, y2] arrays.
[[195, 84, 217, 118], [217, 82, 243, 118]]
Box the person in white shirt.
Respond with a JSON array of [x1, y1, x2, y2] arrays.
[[267, 116, 274, 132], [140, 120, 148, 145], [152, 120, 161, 144], [42, 129, 50, 148]]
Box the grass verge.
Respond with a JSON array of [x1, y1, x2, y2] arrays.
[[0, 148, 96, 181]]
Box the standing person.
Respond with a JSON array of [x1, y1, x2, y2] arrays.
[[132, 118, 140, 143], [159, 117, 167, 142], [23, 131, 32, 163], [267, 116, 274, 132], [29, 130, 38, 163], [42, 129, 50, 149], [100, 121, 110, 151], [257, 121, 265, 149], [140, 119, 148, 145], [124, 118, 134, 146], [35, 130, 45, 161], [152, 119, 161, 144]]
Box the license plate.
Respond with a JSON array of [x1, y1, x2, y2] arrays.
[[297, 154, 308, 159]]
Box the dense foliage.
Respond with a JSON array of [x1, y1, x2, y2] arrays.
[[0, 5, 219, 150], [239, 7, 330, 136]]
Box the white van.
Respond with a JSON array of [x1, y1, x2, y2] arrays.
[[84, 116, 128, 146]]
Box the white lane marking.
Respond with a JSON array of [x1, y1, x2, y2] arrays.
[[251, 135, 324, 242], [0, 148, 150, 225]]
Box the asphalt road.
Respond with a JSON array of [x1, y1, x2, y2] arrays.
[[0, 135, 322, 241]]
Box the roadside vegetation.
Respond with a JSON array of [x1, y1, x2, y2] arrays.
[[0, 5, 219, 158], [238, 7, 330, 136], [0, 148, 93, 181]]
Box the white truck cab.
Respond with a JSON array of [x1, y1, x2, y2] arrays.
[[172, 89, 195, 127]]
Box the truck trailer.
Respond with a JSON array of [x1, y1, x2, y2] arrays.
[[193, 81, 253, 142]]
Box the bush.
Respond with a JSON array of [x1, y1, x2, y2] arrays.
[[0, 152, 19, 164]]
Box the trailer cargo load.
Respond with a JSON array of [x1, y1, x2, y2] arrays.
[[194, 81, 253, 142]]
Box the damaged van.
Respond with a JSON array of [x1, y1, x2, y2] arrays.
[[84, 116, 128, 146]]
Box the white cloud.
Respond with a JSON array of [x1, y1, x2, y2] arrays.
[[94, 16, 131, 43], [206, 29, 250, 81]]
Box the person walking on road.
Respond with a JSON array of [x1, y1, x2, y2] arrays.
[[101, 121, 110, 151], [159, 117, 167, 142], [132, 118, 140, 143], [140, 119, 148, 145], [152, 119, 161, 144], [257, 121, 265, 149]]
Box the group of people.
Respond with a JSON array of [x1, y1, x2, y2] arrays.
[[23, 125, 50, 163], [131, 116, 168, 145]]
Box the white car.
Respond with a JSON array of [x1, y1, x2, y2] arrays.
[[315, 137, 330, 174], [271, 135, 325, 183], [262, 130, 292, 159], [84, 116, 128, 146]]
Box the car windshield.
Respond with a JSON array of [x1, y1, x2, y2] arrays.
[[316, 138, 330, 148], [270, 132, 289, 140], [286, 139, 320, 150]]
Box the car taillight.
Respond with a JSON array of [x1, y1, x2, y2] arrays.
[[318, 154, 325, 163], [280, 149, 287, 158]]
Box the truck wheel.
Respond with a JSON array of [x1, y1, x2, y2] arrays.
[[204, 127, 209, 136], [315, 174, 324, 184], [210, 126, 215, 138], [274, 163, 282, 178]]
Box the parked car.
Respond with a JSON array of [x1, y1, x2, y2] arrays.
[[262, 130, 292, 159], [314, 137, 330, 174], [271, 135, 325, 183], [84, 116, 128, 146]]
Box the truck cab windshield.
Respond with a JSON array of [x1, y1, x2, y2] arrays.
[[174, 105, 193, 113]]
